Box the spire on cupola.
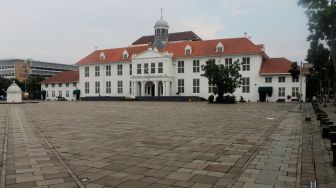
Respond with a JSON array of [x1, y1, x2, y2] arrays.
[[154, 8, 169, 49]]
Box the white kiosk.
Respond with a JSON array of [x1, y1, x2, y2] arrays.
[[6, 81, 22, 103]]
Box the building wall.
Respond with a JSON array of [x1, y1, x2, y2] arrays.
[[79, 62, 131, 97], [41, 82, 78, 101], [77, 52, 306, 102], [259, 74, 306, 102]]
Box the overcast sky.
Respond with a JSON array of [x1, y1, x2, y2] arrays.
[[0, 0, 309, 65]]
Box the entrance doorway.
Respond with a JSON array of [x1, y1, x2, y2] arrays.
[[145, 82, 155, 96], [259, 93, 266, 102]]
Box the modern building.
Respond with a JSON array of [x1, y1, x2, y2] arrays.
[[0, 59, 77, 82], [41, 15, 308, 102], [40, 71, 79, 101]]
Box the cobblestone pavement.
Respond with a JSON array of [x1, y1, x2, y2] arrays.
[[0, 102, 332, 188]]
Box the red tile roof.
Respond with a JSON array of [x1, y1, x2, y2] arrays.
[[260, 58, 309, 75], [132, 31, 202, 45], [76, 37, 264, 65], [40, 71, 79, 84], [163, 38, 264, 58], [76, 45, 150, 65]]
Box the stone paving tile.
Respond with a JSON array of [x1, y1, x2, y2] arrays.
[[0, 102, 331, 188]]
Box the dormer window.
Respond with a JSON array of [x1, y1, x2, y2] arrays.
[[122, 50, 129, 59], [216, 42, 224, 53], [99, 52, 105, 61], [185, 45, 192, 55]]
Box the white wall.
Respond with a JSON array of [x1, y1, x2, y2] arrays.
[[42, 82, 78, 101], [77, 51, 306, 102]]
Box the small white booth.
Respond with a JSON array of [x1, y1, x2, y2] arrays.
[[6, 81, 22, 103]]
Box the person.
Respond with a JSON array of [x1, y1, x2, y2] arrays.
[[239, 96, 246, 102]]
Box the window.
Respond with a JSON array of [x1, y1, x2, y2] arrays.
[[193, 60, 200, 73], [151, 63, 155, 74], [59, 91, 62, 97], [99, 52, 105, 61], [242, 57, 250, 71], [85, 67, 89, 77], [278, 77, 286, 83], [292, 77, 299, 82], [208, 82, 215, 93], [129, 64, 132, 75], [73, 83, 77, 87], [185, 45, 192, 55], [45, 84, 48, 88], [66, 91, 69, 98], [52, 91, 55, 97], [193, 79, 200, 93], [217, 46, 223, 53], [137, 64, 141, 74], [129, 81, 132, 94], [117, 64, 123, 76], [123, 50, 128, 59], [95, 81, 100, 94], [106, 81, 111, 94], [216, 42, 224, 53], [95, 66, 100, 77], [178, 79, 184, 94], [225, 58, 232, 67], [85, 82, 89, 94], [52, 83, 55, 88], [158, 62, 163, 73], [118, 81, 123, 94], [278, 87, 285, 97], [265, 77, 272, 83], [106, 65, 111, 76], [66, 83, 69, 87], [292, 87, 299, 98], [144, 63, 149, 74], [178, 61, 184, 73], [242, 77, 250, 93], [59, 83, 62, 87]]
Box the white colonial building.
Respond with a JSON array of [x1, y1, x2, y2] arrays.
[[42, 15, 307, 102], [41, 71, 79, 101]]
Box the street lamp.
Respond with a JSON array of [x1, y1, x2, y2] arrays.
[[24, 58, 32, 97]]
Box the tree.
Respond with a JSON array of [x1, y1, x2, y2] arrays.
[[201, 59, 242, 103], [26, 75, 45, 99], [288, 62, 301, 79], [298, 0, 336, 104]]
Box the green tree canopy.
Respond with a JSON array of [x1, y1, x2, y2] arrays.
[[201, 59, 242, 103]]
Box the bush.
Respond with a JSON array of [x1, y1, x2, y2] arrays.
[[208, 95, 214, 103]]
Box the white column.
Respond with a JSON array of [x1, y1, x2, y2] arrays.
[[154, 81, 158, 97], [132, 81, 135, 97], [141, 81, 145, 96], [165, 82, 170, 96], [163, 81, 167, 96]]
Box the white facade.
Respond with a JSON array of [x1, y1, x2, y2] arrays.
[[77, 49, 306, 102], [41, 82, 78, 101], [6, 82, 22, 103]]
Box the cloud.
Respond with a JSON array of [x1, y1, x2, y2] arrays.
[[176, 15, 225, 39]]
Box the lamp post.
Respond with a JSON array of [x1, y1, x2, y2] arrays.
[[299, 62, 303, 110], [24, 59, 32, 98]]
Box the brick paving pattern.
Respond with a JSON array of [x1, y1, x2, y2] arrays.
[[0, 102, 334, 187]]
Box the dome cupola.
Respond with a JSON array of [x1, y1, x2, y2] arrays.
[[154, 9, 169, 49]]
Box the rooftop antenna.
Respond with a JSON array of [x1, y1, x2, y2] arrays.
[[244, 32, 248, 37], [160, 8, 163, 19]]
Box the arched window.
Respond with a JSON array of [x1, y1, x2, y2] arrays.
[[99, 52, 105, 61], [122, 50, 129, 59], [185, 45, 192, 55], [216, 42, 224, 53]]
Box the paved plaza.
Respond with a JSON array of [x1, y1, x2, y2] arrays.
[[0, 101, 335, 188]]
